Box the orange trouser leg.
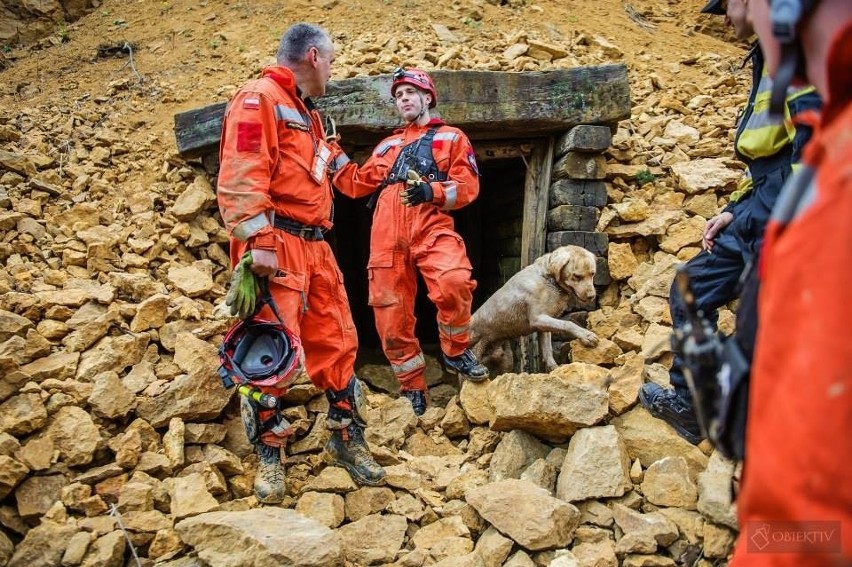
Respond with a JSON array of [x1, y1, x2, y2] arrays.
[[234, 234, 358, 395], [415, 234, 476, 358], [369, 253, 427, 391]]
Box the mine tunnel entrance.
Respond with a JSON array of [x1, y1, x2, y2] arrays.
[[328, 143, 532, 366]]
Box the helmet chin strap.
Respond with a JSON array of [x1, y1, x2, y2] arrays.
[[407, 93, 427, 123]]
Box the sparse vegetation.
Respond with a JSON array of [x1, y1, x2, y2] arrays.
[[636, 168, 657, 186]]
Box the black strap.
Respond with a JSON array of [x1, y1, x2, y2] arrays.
[[367, 126, 444, 210]]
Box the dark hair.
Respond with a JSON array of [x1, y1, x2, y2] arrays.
[[276, 23, 332, 66]]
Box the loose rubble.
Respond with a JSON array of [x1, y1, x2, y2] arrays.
[[0, 0, 749, 565]]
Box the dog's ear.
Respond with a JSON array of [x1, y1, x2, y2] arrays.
[[546, 246, 574, 281]]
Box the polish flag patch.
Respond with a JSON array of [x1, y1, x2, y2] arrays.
[[243, 97, 260, 109]]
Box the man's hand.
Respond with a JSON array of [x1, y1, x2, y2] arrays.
[[324, 116, 339, 144], [703, 212, 733, 252], [225, 252, 261, 319], [400, 170, 433, 207], [249, 248, 278, 277]]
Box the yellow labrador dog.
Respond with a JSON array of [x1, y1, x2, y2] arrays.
[[469, 245, 600, 373]]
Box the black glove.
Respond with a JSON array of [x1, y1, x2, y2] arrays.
[[400, 170, 433, 207]]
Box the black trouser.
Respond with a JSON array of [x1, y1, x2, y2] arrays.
[[668, 229, 754, 395]]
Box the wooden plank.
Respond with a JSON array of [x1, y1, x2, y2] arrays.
[[173, 65, 630, 158], [519, 138, 554, 373], [474, 141, 534, 162], [174, 101, 227, 159]]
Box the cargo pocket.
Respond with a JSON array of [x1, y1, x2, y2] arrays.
[[367, 265, 398, 307], [422, 230, 473, 271], [270, 270, 306, 313]]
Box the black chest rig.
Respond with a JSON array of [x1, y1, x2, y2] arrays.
[[368, 126, 447, 210]]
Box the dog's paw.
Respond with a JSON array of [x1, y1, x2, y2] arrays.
[[580, 331, 600, 348]]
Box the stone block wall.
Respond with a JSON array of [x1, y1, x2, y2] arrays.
[[545, 125, 613, 287]]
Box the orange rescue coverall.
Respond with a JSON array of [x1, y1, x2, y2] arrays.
[[217, 66, 357, 406], [334, 118, 480, 392], [730, 23, 852, 567]]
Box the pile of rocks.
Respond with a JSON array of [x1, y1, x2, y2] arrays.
[[0, 3, 754, 564]]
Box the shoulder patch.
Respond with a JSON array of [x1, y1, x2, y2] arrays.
[[237, 122, 262, 153], [243, 96, 260, 110], [467, 147, 479, 176]]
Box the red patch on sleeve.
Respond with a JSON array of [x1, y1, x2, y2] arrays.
[[432, 140, 445, 151], [237, 122, 262, 152]]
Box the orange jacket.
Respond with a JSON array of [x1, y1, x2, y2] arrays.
[[217, 66, 346, 250], [731, 23, 852, 566], [333, 119, 480, 265]]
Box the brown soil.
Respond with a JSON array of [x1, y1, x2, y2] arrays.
[[1, 0, 746, 159]]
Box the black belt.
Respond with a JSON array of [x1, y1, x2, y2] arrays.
[[273, 217, 325, 241]]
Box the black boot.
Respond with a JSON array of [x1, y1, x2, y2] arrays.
[[253, 444, 286, 504], [325, 422, 386, 486], [443, 349, 489, 382], [639, 383, 704, 445], [401, 389, 427, 416]]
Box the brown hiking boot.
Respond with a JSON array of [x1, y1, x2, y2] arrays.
[[325, 422, 386, 486], [253, 443, 286, 504]]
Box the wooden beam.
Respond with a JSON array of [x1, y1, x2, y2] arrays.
[[518, 138, 554, 373], [174, 102, 227, 159], [173, 65, 630, 158]]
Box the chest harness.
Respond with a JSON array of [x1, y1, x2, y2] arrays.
[[367, 126, 447, 210]]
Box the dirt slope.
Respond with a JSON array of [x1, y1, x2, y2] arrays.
[[1, 0, 743, 149]]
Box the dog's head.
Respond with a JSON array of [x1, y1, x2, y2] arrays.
[[545, 245, 597, 302]]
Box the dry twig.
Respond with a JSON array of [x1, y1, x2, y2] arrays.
[[624, 4, 658, 31]]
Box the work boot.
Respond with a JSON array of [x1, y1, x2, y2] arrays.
[[253, 444, 286, 504], [325, 422, 386, 486], [639, 383, 704, 445], [401, 389, 427, 416], [443, 349, 489, 382]]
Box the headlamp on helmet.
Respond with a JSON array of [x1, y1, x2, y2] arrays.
[[390, 67, 438, 109]]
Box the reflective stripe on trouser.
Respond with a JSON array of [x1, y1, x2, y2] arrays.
[[230, 231, 358, 395], [369, 237, 476, 390], [391, 352, 426, 391]]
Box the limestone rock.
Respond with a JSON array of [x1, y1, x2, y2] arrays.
[[611, 407, 708, 479], [671, 159, 741, 194], [88, 371, 137, 419], [171, 176, 216, 221], [466, 479, 580, 551], [489, 429, 550, 482], [556, 425, 632, 502], [7, 521, 77, 567], [489, 372, 609, 439], [295, 491, 345, 529], [176, 508, 344, 566], [336, 513, 407, 565], [641, 457, 698, 509]]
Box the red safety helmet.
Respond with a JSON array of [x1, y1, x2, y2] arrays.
[[391, 67, 437, 109], [218, 316, 304, 389]]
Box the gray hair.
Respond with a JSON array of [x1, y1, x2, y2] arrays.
[[276, 23, 332, 66]]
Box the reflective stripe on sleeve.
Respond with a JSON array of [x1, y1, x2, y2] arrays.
[[233, 212, 272, 242]]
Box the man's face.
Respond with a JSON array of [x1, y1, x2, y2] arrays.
[[726, 0, 755, 40], [304, 44, 335, 97], [748, 0, 782, 76], [394, 84, 431, 121]]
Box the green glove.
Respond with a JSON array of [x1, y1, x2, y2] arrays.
[[225, 251, 261, 319]]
